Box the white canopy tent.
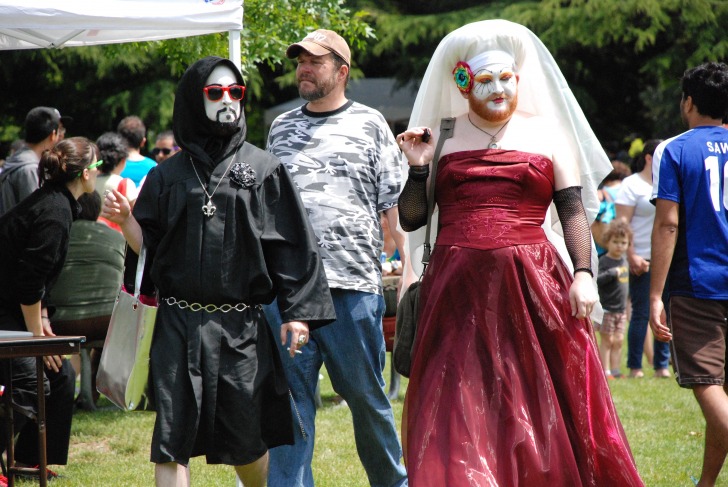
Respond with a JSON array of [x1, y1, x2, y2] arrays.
[[0, 0, 244, 68]]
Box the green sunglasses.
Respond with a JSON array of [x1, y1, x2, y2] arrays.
[[78, 159, 102, 178]]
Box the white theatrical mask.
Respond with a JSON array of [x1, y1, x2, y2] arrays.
[[204, 64, 241, 123], [470, 63, 518, 121]]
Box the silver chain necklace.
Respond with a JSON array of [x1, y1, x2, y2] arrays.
[[189, 150, 239, 217], [468, 114, 510, 149]]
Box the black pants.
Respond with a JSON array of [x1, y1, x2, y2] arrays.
[[0, 357, 75, 465]]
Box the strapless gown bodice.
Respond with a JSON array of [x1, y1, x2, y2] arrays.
[[435, 149, 554, 250]]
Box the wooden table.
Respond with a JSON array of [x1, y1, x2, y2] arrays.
[[0, 334, 84, 487]]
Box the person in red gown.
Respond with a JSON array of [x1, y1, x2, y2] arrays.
[[395, 20, 644, 486]]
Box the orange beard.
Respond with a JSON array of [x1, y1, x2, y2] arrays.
[[469, 92, 518, 123]]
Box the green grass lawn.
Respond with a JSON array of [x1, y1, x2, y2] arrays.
[[32, 356, 715, 486]]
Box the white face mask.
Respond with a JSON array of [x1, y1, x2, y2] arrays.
[[203, 65, 241, 123], [471, 64, 518, 105], [466, 63, 518, 122]]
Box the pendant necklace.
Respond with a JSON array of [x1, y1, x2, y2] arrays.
[[468, 114, 510, 149], [189, 149, 239, 217]]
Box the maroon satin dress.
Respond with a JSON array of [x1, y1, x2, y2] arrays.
[[404, 150, 643, 486]]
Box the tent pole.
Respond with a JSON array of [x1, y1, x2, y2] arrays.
[[228, 29, 241, 71]]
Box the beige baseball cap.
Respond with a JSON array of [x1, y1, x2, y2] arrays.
[[286, 29, 351, 66]]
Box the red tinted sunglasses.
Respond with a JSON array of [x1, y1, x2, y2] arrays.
[[203, 84, 245, 101]]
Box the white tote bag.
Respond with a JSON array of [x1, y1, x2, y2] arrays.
[[96, 245, 157, 411]]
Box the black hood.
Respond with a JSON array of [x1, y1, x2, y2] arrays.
[[173, 56, 247, 169]]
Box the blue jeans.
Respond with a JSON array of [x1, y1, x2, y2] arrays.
[[627, 269, 671, 370], [265, 289, 408, 487]]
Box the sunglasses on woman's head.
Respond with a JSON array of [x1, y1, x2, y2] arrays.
[[203, 84, 245, 102]]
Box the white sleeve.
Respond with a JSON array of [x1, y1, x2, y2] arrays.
[[614, 178, 636, 207]]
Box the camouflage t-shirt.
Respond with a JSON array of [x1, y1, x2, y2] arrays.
[[267, 100, 403, 294]]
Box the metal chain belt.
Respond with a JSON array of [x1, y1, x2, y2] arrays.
[[289, 389, 307, 440], [163, 296, 261, 313]]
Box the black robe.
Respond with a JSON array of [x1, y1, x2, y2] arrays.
[[134, 143, 334, 465], [132, 56, 335, 465]]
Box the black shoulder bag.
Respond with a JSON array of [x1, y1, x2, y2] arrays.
[[393, 117, 455, 378]]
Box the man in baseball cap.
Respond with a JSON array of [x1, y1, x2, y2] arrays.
[[265, 27, 408, 487], [0, 106, 72, 215], [286, 29, 351, 66]]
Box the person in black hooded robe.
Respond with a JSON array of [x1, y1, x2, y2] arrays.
[[102, 56, 335, 487]]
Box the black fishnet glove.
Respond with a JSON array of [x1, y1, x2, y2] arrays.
[[398, 168, 429, 231], [553, 186, 593, 276]]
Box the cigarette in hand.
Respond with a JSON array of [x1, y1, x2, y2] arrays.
[[287, 347, 303, 354]]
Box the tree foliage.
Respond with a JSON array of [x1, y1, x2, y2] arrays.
[[355, 0, 728, 144], [0, 0, 373, 151], [1, 0, 727, 155]]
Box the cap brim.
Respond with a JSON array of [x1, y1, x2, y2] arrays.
[[286, 41, 332, 59]]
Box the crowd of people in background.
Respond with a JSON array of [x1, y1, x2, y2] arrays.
[[0, 18, 727, 487], [0, 105, 180, 485], [591, 138, 673, 380], [0, 135, 100, 482]]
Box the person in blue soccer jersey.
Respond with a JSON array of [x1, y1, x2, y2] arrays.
[[649, 61, 728, 487]]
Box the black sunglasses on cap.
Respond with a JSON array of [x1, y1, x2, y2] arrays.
[[203, 84, 245, 102]]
